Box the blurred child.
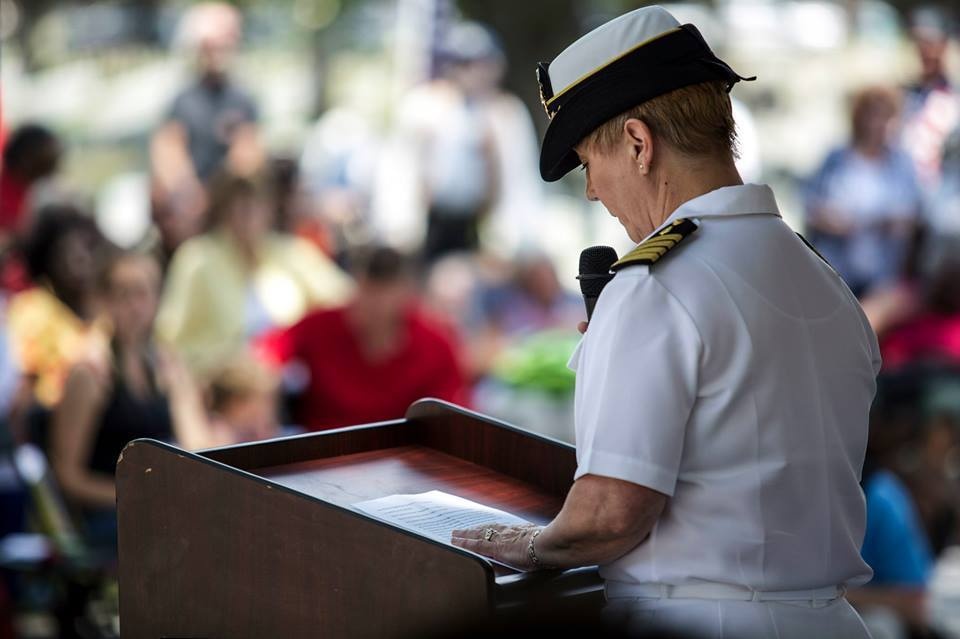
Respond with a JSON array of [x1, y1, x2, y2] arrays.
[[205, 353, 282, 444]]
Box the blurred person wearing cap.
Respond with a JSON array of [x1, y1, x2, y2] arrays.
[[150, 2, 264, 258], [396, 22, 507, 262], [398, 22, 541, 263], [451, 7, 878, 638]]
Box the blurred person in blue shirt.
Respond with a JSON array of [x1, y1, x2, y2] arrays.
[[805, 86, 923, 298], [477, 251, 582, 340], [861, 471, 933, 588], [849, 403, 936, 637]]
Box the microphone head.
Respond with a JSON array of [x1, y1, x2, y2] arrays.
[[578, 245, 618, 297]]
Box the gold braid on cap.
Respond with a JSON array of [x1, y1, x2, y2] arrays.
[[536, 62, 557, 120]]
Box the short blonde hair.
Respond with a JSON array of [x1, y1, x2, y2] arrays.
[[207, 352, 279, 413], [584, 81, 738, 159]]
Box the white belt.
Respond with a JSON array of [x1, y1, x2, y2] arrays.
[[605, 582, 846, 604]]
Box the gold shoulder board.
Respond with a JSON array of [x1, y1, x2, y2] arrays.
[[611, 218, 698, 271]]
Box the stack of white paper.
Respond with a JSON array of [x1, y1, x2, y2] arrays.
[[354, 490, 530, 544]]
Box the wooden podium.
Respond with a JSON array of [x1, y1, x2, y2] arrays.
[[117, 399, 603, 638]]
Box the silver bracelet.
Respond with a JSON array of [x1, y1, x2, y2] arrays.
[[527, 527, 544, 569]]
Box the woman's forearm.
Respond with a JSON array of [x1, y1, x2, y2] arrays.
[[536, 475, 666, 568], [57, 468, 117, 509], [451, 475, 666, 571], [51, 366, 115, 509], [536, 520, 643, 568]]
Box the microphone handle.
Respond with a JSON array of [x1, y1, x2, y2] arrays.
[[584, 295, 600, 322]]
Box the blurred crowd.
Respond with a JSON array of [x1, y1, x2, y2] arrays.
[[800, 8, 960, 639], [0, 4, 582, 636], [2, 1, 960, 638]]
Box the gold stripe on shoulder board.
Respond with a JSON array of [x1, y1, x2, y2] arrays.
[[611, 218, 699, 271]]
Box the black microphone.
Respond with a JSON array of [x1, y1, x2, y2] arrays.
[[577, 246, 618, 321]]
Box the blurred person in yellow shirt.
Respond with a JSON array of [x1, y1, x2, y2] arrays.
[[7, 205, 109, 409], [155, 172, 352, 377]]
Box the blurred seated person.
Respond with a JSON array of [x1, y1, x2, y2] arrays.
[[804, 86, 922, 298], [0, 124, 62, 241], [925, 124, 960, 275], [205, 351, 284, 444], [880, 257, 960, 371], [7, 205, 108, 408], [900, 6, 959, 190], [257, 246, 467, 430], [150, 1, 263, 257], [50, 251, 208, 554], [156, 171, 352, 377], [470, 251, 582, 376], [0, 125, 63, 293], [848, 406, 935, 637], [480, 251, 582, 336], [269, 155, 338, 259]]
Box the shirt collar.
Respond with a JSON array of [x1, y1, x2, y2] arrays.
[[650, 183, 781, 239]]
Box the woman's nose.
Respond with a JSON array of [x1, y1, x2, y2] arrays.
[[585, 179, 599, 202]]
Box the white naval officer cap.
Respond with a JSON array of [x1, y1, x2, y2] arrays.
[[536, 5, 753, 182]]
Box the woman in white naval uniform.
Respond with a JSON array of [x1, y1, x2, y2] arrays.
[[452, 6, 879, 639]]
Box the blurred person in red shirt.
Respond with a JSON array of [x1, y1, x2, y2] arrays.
[[880, 257, 960, 371], [0, 125, 64, 294], [0, 124, 62, 236], [257, 246, 467, 430]]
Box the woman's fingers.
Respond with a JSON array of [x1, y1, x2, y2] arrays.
[[450, 523, 509, 540], [450, 536, 484, 553]]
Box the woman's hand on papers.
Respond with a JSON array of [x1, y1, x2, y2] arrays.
[[451, 523, 542, 571]]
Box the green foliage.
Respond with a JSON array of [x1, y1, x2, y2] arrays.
[[492, 331, 580, 396]]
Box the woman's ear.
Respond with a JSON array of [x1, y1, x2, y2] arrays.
[[623, 118, 653, 174]]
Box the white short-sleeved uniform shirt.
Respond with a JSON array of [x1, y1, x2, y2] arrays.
[[569, 184, 880, 592]]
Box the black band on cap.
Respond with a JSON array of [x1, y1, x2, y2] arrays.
[[538, 24, 754, 182]]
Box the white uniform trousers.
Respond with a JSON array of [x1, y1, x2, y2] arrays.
[[603, 583, 873, 639]]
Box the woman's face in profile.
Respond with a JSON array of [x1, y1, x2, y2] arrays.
[[576, 139, 652, 243]]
